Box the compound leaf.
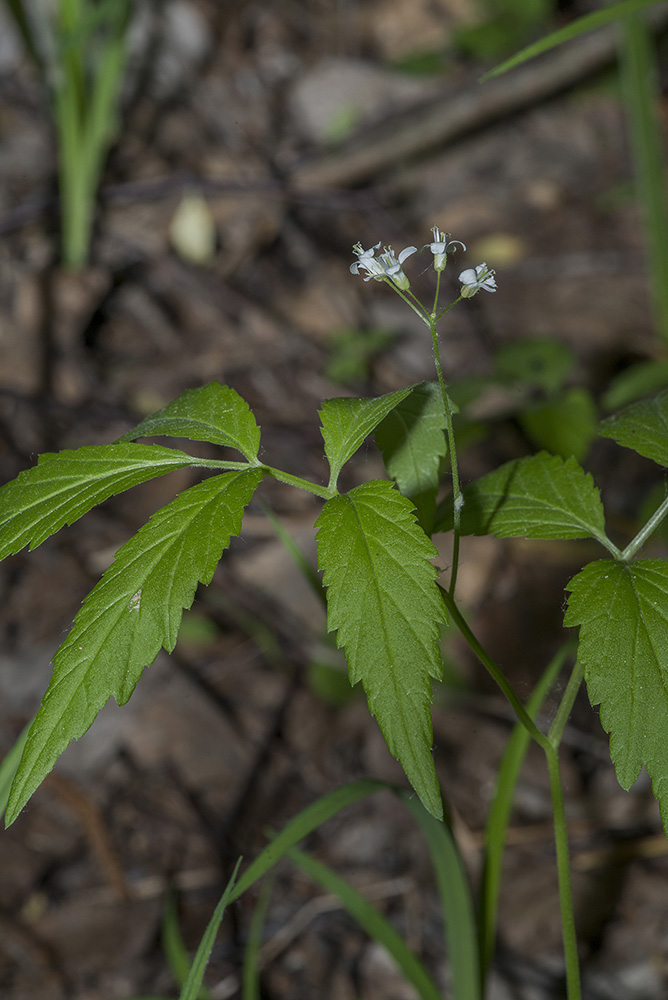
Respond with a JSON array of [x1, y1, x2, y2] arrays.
[[6, 468, 262, 824], [565, 559, 668, 831], [316, 480, 445, 819], [599, 388, 668, 467], [0, 443, 199, 560], [319, 386, 414, 487], [434, 452, 607, 545], [375, 381, 448, 534], [119, 382, 261, 461]]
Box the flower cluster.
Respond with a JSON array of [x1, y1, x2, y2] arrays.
[[350, 229, 496, 299], [350, 241, 418, 291]]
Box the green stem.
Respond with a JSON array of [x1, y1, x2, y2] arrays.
[[439, 587, 550, 752], [546, 746, 582, 1000], [548, 659, 584, 748], [479, 644, 570, 982], [388, 282, 432, 327], [430, 320, 462, 594], [261, 464, 333, 500], [432, 268, 442, 315], [434, 295, 463, 325], [620, 493, 668, 561]]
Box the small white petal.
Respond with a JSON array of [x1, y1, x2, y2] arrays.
[[398, 245, 418, 264]]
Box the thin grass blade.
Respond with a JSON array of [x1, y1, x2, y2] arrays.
[[399, 793, 481, 1000], [162, 889, 212, 1000], [481, 0, 664, 80], [242, 877, 274, 1000], [479, 645, 569, 977], [261, 500, 326, 606], [619, 11, 668, 343], [288, 847, 441, 1000], [179, 859, 242, 1000], [230, 781, 388, 902]]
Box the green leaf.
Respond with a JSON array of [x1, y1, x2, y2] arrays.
[[494, 337, 574, 395], [601, 359, 668, 412], [6, 469, 262, 825], [0, 443, 199, 559], [163, 890, 212, 1000], [119, 382, 261, 462], [564, 559, 668, 830], [481, 0, 664, 81], [434, 452, 608, 545], [288, 847, 441, 1000], [599, 388, 668, 466], [399, 793, 481, 1000], [375, 381, 448, 534], [179, 860, 242, 1000], [519, 387, 597, 462], [319, 386, 414, 488], [316, 480, 445, 819], [0, 719, 32, 821]]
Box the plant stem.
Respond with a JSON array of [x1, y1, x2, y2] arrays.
[[388, 283, 432, 327], [439, 587, 550, 752], [429, 320, 462, 594], [548, 659, 584, 748], [620, 492, 668, 561], [479, 645, 569, 982], [546, 746, 582, 1000], [261, 464, 333, 500]]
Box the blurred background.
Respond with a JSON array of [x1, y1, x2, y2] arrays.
[[1, 1, 668, 997]]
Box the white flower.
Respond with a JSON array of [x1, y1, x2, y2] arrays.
[[459, 263, 497, 298], [350, 241, 382, 278], [426, 227, 466, 271], [351, 241, 418, 290]]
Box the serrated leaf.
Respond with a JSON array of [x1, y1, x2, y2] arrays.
[[319, 386, 414, 487], [118, 382, 261, 461], [6, 468, 262, 824], [0, 443, 198, 559], [434, 452, 608, 544], [375, 381, 448, 534], [316, 480, 445, 819], [564, 559, 668, 830], [599, 388, 668, 467]]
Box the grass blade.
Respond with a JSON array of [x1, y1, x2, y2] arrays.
[[400, 794, 481, 1000], [481, 0, 663, 80], [261, 499, 326, 606], [288, 847, 441, 1000], [162, 889, 212, 1000], [5, 0, 45, 71], [179, 859, 242, 1000], [618, 11, 668, 343], [242, 877, 274, 1000], [229, 780, 388, 902], [478, 645, 569, 977]]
